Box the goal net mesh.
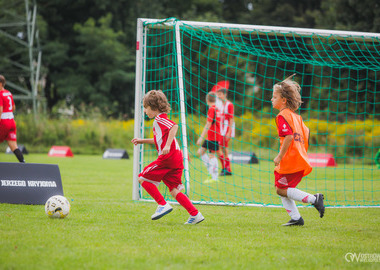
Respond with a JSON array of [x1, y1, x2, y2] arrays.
[[135, 18, 380, 207]]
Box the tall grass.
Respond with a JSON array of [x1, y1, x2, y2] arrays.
[[11, 115, 135, 154], [5, 113, 380, 163]]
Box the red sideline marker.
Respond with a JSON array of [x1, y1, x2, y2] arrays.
[[48, 146, 74, 157], [308, 153, 337, 167]]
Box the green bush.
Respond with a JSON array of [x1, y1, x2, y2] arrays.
[[5, 115, 135, 155], [3, 113, 379, 164]]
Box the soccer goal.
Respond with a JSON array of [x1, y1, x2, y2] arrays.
[[133, 18, 380, 207]]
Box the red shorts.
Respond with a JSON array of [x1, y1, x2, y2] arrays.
[[0, 119, 17, 143], [139, 159, 184, 191], [220, 136, 230, 148], [274, 170, 304, 189]]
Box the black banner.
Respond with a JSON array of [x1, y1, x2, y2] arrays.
[[6, 144, 28, 154], [230, 151, 259, 164], [0, 162, 64, 205], [102, 149, 129, 159]]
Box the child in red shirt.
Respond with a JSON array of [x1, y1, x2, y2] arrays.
[[216, 88, 234, 176], [0, 75, 25, 163], [271, 74, 325, 226], [196, 92, 225, 182], [132, 90, 204, 225]]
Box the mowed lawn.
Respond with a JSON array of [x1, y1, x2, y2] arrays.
[[0, 154, 379, 269]]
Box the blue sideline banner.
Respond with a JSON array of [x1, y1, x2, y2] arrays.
[[0, 162, 64, 205]]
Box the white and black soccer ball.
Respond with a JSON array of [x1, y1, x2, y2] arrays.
[[45, 195, 71, 218]]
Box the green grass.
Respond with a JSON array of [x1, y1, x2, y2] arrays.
[[0, 154, 379, 269], [142, 150, 380, 207]]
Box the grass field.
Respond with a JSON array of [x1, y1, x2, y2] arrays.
[[0, 153, 379, 269], [143, 150, 380, 207]]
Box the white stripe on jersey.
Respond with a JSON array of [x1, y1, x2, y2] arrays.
[[156, 114, 173, 124], [174, 138, 180, 150], [154, 114, 181, 155], [156, 120, 172, 129], [153, 120, 163, 155], [156, 117, 173, 129], [221, 101, 236, 137], [223, 101, 232, 114]]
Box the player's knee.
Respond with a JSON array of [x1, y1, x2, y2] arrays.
[[170, 188, 179, 198], [138, 178, 144, 184], [276, 187, 287, 197]]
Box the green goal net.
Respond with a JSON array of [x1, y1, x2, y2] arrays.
[[133, 18, 380, 207]]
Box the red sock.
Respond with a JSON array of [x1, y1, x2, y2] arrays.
[[175, 192, 198, 216], [225, 157, 231, 172], [218, 154, 226, 170], [141, 181, 166, 205]]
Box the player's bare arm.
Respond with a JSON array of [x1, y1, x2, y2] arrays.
[[196, 122, 211, 146], [162, 124, 178, 155], [274, 134, 293, 166], [226, 117, 234, 139], [131, 138, 155, 145]]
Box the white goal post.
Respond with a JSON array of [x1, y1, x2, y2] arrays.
[[132, 18, 380, 207]]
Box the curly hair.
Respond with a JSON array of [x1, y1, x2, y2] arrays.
[[143, 90, 171, 113], [273, 74, 303, 111]]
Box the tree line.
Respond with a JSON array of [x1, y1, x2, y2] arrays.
[[0, 0, 378, 118]]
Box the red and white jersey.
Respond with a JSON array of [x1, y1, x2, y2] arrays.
[[153, 113, 181, 158], [207, 105, 222, 142], [220, 100, 235, 137], [0, 89, 15, 119], [216, 97, 224, 113]]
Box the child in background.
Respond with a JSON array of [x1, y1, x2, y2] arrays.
[[271, 74, 325, 226], [197, 92, 225, 182], [216, 88, 234, 176], [131, 90, 204, 225], [0, 75, 25, 163]]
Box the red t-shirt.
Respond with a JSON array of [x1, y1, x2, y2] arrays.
[[0, 89, 16, 142], [207, 105, 221, 142], [0, 89, 15, 113], [223, 101, 234, 121], [153, 113, 183, 168], [219, 100, 235, 137], [276, 115, 293, 137]]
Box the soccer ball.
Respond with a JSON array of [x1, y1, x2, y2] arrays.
[[45, 195, 71, 218]]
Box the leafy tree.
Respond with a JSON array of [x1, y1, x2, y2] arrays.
[[2, 0, 374, 118], [0, 0, 35, 100], [63, 14, 134, 117], [315, 0, 380, 32], [223, 0, 322, 28]]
